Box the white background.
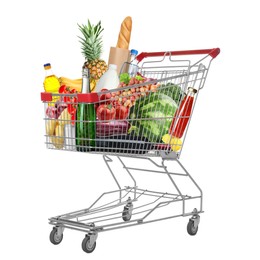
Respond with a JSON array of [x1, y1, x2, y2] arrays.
[[1, 0, 259, 259]]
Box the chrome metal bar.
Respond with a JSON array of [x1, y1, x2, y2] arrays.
[[117, 156, 137, 199], [103, 155, 122, 202], [85, 189, 135, 214], [176, 159, 203, 212], [122, 166, 187, 176], [128, 189, 184, 200], [162, 160, 186, 216], [95, 195, 202, 230]]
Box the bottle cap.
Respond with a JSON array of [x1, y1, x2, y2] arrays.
[[130, 49, 138, 56], [188, 87, 197, 94], [44, 63, 51, 69], [109, 64, 117, 70]]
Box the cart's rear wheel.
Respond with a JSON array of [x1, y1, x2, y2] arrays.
[[122, 206, 132, 221], [82, 235, 96, 253], [187, 220, 198, 236], [50, 227, 63, 245]]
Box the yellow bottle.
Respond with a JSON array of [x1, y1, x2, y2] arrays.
[[43, 63, 60, 105]]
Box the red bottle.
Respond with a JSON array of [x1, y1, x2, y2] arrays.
[[169, 87, 197, 138]]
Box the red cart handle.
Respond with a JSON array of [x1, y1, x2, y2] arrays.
[[136, 48, 220, 63]]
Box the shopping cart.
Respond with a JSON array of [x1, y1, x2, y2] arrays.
[[41, 48, 220, 253]]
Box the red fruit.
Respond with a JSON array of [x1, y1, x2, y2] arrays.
[[96, 104, 116, 121], [59, 85, 70, 93], [70, 88, 77, 94], [115, 105, 129, 120]]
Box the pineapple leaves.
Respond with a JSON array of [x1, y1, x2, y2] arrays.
[[77, 20, 104, 61]]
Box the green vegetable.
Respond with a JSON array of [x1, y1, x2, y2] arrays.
[[129, 93, 178, 143], [157, 83, 183, 103], [135, 75, 143, 81], [120, 73, 144, 84], [120, 73, 130, 84]]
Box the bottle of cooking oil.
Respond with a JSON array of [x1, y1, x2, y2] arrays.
[[43, 63, 60, 105]]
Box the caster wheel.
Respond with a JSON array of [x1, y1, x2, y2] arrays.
[[187, 220, 198, 236], [50, 227, 63, 245], [122, 206, 132, 221], [82, 235, 96, 253]]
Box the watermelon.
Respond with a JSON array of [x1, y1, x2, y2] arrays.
[[129, 93, 178, 143]]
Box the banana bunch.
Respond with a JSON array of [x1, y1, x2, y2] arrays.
[[45, 109, 71, 149], [58, 76, 96, 92]]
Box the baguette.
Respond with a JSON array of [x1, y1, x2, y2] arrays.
[[116, 16, 132, 49]]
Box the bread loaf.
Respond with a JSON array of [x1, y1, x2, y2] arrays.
[[116, 16, 132, 49]]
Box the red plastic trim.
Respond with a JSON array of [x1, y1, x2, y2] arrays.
[[77, 93, 99, 103], [41, 92, 52, 101], [136, 48, 220, 62]]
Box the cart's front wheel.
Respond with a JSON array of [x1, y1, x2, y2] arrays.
[[82, 235, 96, 253], [50, 227, 63, 245], [122, 206, 132, 221], [187, 220, 198, 236]]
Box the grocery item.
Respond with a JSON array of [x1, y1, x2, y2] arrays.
[[96, 104, 116, 121], [129, 93, 178, 143], [76, 68, 96, 152], [157, 83, 183, 103], [43, 63, 60, 105], [115, 105, 129, 120], [108, 47, 130, 75], [128, 49, 138, 77], [116, 16, 132, 49], [58, 108, 71, 126], [96, 120, 129, 137], [96, 64, 119, 92], [45, 119, 57, 136], [51, 124, 65, 149], [64, 124, 76, 151], [78, 20, 108, 92], [58, 76, 96, 93], [161, 134, 182, 151], [168, 87, 197, 138]]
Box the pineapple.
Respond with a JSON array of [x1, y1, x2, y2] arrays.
[[78, 20, 108, 91]]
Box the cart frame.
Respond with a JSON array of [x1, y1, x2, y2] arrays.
[[43, 48, 220, 253]]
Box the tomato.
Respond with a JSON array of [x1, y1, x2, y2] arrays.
[[96, 104, 116, 120], [115, 105, 129, 120], [59, 85, 70, 93], [70, 88, 77, 94]]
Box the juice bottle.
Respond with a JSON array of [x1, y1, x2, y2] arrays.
[[43, 63, 60, 105], [169, 87, 197, 138]]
